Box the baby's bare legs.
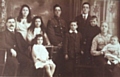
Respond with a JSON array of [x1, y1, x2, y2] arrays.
[[44, 64, 52, 77]]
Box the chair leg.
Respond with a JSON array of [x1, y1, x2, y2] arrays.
[[1, 64, 6, 76], [14, 63, 19, 77]]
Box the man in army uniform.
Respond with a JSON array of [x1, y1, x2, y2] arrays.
[[47, 4, 67, 77]]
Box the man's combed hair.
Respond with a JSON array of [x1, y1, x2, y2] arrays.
[[90, 15, 98, 21], [82, 2, 90, 8], [53, 4, 62, 11], [6, 17, 15, 22]]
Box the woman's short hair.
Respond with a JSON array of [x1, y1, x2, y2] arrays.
[[100, 21, 108, 27]]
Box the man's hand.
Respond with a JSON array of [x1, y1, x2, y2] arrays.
[[57, 42, 62, 49], [81, 51, 84, 54], [10, 49, 17, 57], [65, 54, 68, 60]]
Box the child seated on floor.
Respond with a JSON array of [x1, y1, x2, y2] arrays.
[[32, 34, 56, 77], [101, 36, 120, 65]]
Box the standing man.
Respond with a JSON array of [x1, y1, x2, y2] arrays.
[[1, 17, 19, 76], [47, 4, 67, 77], [75, 2, 92, 65], [75, 2, 93, 77]]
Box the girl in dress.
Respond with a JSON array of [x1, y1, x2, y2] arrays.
[[16, 4, 32, 40], [32, 34, 56, 77], [27, 16, 50, 45]]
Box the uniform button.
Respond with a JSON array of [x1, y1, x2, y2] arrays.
[[60, 27, 62, 29], [14, 45, 16, 47], [83, 42, 86, 44]]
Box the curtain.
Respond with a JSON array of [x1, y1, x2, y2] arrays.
[[105, 0, 119, 35], [69, 0, 120, 36], [91, 0, 119, 35], [69, 0, 82, 20], [90, 0, 101, 26]]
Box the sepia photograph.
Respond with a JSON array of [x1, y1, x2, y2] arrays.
[[0, 0, 120, 77]]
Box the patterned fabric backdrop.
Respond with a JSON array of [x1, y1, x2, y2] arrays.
[[89, 0, 119, 36], [0, 0, 7, 31], [106, 0, 119, 35], [90, 0, 101, 26]]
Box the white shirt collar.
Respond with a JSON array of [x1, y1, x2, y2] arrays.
[[82, 14, 88, 19], [7, 28, 14, 32], [69, 30, 78, 34]]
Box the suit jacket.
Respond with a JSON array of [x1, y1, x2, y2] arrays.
[[0, 29, 18, 56], [63, 32, 82, 58], [75, 14, 91, 52], [75, 14, 91, 39], [1, 29, 30, 58], [47, 16, 67, 46], [15, 32, 30, 58]]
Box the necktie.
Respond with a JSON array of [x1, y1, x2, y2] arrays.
[[83, 15, 86, 20]]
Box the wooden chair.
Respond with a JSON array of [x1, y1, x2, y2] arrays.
[[0, 49, 7, 76], [45, 45, 58, 59]]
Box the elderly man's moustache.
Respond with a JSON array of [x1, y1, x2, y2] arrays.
[[10, 25, 14, 27]]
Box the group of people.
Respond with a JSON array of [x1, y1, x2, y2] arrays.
[[0, 1, 120, 77]]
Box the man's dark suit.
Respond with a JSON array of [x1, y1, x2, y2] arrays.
[[75, 14, 91, 40], [0, 29, 19, 76], [15, 32, 34, 76], [75, 14, 91, 65]]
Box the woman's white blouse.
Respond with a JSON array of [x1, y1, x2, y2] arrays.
[[91, 33, 112, 51], [16, 21, 31, 40]]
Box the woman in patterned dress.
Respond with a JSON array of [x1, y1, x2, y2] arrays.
[[91, 22, 112, 77]]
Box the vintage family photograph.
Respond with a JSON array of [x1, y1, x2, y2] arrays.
[[0, 0, 120, 77]]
